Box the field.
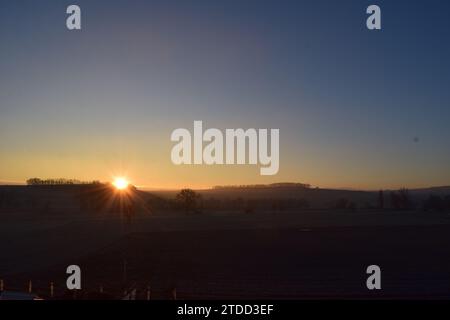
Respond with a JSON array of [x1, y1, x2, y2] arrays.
[[2, 194, 450, 299]]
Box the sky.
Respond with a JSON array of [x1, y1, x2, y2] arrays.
[[1, 0, 450, 190]]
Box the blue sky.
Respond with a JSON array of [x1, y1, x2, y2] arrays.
[[0, 0, 449, 189]]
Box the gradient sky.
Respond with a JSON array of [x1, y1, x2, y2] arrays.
[[1, 0, 450, 189]]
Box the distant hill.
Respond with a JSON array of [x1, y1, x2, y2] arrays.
[[201, 186, 375, 208], [213, 183, 311, 189], [152, 183, 450, 209], [409, 186, 450, 195]]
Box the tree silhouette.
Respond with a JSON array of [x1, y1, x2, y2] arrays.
[[378, 190, 384, 209], [176, 189, 200, 214]]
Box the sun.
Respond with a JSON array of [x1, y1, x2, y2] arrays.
[[112, 177, 129, 190]]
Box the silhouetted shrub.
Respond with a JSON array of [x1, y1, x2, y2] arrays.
[[390, 188, 412, 210]]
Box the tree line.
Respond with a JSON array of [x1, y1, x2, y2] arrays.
[[26, 178, 101, 186]]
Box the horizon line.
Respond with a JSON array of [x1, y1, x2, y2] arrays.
[[1, 180, 449, 193]]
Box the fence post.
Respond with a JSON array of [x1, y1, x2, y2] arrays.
[[50, 282, 54, 298], [171, 287, 177, 300], [0, 279, 3, 291], [28, 280, 32, 293], [146, 285, 151, 300]]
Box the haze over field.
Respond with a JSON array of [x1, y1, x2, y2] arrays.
[[1, 183, 450, 299]]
